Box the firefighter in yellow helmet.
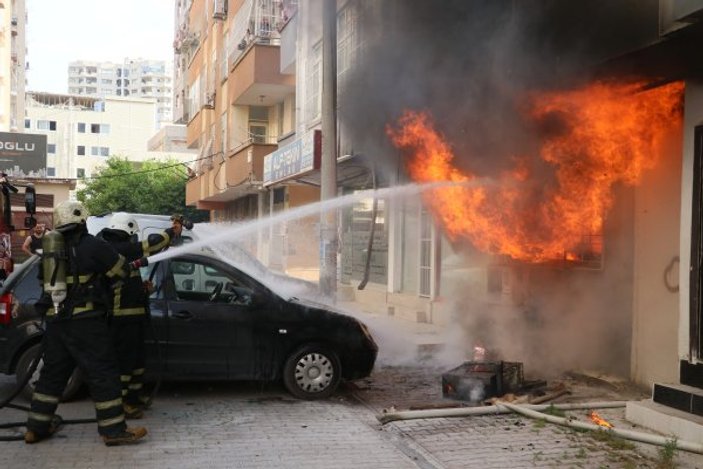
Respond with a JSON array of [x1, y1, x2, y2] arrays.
[[25, 201, 148, 446]]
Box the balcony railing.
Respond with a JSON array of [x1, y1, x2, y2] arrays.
[[227, 0, 283, 70]]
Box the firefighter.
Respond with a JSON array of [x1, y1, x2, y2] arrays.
[[97, 213, 170, 417], [25, 201, 147, 446], [167, 213, 193, 247]]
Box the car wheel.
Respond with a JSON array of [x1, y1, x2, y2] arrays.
[[15, 343, 84, 402], [283, 344, 341, 400]]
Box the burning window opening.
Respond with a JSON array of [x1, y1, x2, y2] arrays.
[[561, 232, 603, 269], [387, 81, 684, 266]]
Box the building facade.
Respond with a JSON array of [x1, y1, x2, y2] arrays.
[[0, 0, 26, 132], [24, 92, 192, 181], [67, 59, 174, 124]]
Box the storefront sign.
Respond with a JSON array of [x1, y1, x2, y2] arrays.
[[263, 129, 321, 186], [0, 132, 47, 175]]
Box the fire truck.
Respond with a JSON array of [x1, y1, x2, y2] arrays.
[[0, 173, 38, 268]]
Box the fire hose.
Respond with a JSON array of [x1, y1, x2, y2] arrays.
[[0, 333, 95, 442], [377, 401, 703, 454], [0, 305, 165, 442]]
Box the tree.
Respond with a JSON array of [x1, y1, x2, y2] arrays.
[[76, 157, 208, 222]]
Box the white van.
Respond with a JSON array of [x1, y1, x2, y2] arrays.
[[86, 212, 195, 243]]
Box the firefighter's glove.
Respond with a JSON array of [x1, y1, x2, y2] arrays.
[[143, 280, 155, 294], [129, 257, 148, 270]]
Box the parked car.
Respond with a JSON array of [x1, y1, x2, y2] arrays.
[[0, 231, 378, 400]]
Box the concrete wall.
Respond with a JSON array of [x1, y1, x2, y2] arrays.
[[630, 86, 690, 387]]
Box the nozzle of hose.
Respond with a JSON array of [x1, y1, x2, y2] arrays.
[[129, 257, 148, 270]]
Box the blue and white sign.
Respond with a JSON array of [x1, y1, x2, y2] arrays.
[[263, 129, 321, 186]]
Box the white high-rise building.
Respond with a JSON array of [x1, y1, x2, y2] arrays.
[[24, 91, 191, 181], [67, 58, 173, 124]]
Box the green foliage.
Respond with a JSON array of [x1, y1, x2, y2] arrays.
[[588, 429, 636, 451], [544, 404, 567, 418], [76, 157, 208, 221], [656, 438, 678, 469]]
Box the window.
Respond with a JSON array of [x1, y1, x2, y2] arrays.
[[24, 119, 30, 129], [77, 123, 86, 133], [76, 168, 85, 178], [77, 145, 85, 156], [341, 195, 388, 285], [170, 259, 253, 305], [91, 146, 110, 156], [249, 124, 267, 144], [305, 42, 322, 122], [419, 205, 434, 298], [37, 120, 57, 131], [47, 167, 56, 177], [337, 3, 360, 81], [47, 144, 56, 154], [90, 123, 110, 134]]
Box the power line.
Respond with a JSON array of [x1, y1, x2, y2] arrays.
[[81, 151, 223, 180]]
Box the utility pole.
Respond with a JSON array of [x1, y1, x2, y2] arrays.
[[320, 0, 338, 297]]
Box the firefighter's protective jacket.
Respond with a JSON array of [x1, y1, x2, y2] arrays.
[[97, 229, 170, 318], [44, 226, 129, 320]]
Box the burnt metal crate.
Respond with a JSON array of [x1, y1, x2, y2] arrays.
[[442, 361, 524, 402]]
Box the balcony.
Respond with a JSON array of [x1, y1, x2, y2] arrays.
[[186, 140, 276, 208], [228, 44, 294, 106]]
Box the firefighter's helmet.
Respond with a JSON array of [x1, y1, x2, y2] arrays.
[[109, 212, 140, 236], [54, 200, 89, 229]]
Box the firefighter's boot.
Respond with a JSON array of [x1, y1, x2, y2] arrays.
[[123, 403, 144, 419], [102, 426, 147, 446], [25, 415, 63, 444]]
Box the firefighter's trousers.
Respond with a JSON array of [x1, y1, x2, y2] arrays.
[[26, 316, 127, 437], [109, 316, 146, 406]]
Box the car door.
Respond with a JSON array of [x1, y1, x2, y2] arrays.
[[141, 262, 169, 379], [162, 257, 243, 379]]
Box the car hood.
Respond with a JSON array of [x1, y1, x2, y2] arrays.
[[288, 296, 361, 323]]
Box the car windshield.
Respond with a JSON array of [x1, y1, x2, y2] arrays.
[[191, 223, 316, 300]]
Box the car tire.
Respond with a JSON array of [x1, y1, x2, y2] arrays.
[[15, 343, 84, 402], [282, 344, 341, 400]]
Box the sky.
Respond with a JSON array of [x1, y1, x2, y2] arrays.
[[26, 0, 175, 93]]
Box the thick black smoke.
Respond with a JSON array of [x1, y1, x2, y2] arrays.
[[338, 0, 659, 182]]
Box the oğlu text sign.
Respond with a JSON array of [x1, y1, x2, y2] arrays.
[[0, 132, 48, 175]]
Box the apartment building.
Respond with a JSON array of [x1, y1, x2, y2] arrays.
[[180, 0, 703, 439], [178, 0, 301, 267], [25, 91, 192, 181], [0, 0, 26, 132], [68, 59, 174, 124]]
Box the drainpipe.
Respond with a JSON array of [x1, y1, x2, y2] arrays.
[[377, 401, 628, 424], [501, 402, 703, 455], [377, 401, 703, 454]]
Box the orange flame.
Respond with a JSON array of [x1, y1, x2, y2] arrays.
[[387, 81, 684, 263], [588, 410, 614, 429]]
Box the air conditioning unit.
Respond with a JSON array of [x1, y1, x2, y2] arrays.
[[204, 92, 216, 109], [213, 0, 228, 19]]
